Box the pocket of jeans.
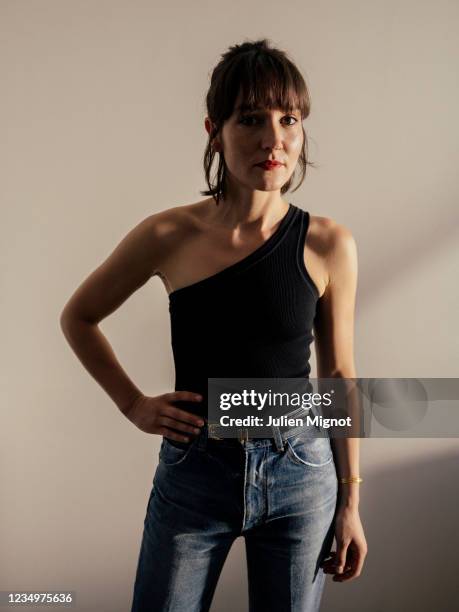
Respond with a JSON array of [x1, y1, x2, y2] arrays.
[[159, 437, 195, 467], [285, 432, 333, 467]]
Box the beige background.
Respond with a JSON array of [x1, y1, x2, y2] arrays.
[[2, 1, 458, 611]]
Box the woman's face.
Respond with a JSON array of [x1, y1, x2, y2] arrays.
[[206, 92, 304, 194]]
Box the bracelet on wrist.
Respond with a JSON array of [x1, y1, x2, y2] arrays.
[[339, 476, 363, 484]]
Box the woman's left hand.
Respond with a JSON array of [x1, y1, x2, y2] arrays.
[[320, 505, 368, 582]]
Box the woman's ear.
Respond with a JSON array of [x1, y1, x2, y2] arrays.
[[205, 117, 221, 152]]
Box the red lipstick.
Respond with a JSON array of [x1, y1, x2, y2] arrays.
[[256, 160, 285, 170]]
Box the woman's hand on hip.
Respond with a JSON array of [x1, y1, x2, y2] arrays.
[[124, 391, 205, 441], [320, 505, 368, 582]]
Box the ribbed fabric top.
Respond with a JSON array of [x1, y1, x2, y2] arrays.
[[168, 203, 320, 419]]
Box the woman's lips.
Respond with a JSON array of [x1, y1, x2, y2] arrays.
[[256, 161, 285, 170]]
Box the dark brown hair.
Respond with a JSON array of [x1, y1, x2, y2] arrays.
[[200, 38, 315, 206]]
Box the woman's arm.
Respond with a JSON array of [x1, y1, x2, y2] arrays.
[[313, 221, 367, 581], [60, 215, 160, 413], [59, 212, 204, 439], [314, 223, 359, 502]]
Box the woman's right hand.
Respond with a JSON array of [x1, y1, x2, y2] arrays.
[[124, 391, 205, 442]]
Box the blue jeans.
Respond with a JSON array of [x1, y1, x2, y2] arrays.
[[130, 409, 338, 612]]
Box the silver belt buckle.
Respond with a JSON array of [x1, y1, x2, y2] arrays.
[[208, 422, 224, 440]]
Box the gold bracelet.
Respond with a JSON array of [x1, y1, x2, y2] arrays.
[[339, 476, 363, 484]]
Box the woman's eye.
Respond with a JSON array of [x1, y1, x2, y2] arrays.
[[239, 115, 258, 126], [239, 115, 298, 126]]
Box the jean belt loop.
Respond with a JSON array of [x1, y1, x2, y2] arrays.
[[271, 424, 285, 452], [238, 428, 249, 445], [197, 421, 208, 451]]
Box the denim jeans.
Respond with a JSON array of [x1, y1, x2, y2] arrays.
[[130, 408, 338, 612]]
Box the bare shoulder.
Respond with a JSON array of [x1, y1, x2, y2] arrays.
[[144, 198, 211, 260], [309, 214, 356, 250], [307, 214, 357, 289]]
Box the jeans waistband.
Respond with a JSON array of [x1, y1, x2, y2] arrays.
[[199, 406, 314, 452]]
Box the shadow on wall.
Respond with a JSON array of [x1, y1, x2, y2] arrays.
[[211, 449, 459, 612], [357, 204, 459, 312]]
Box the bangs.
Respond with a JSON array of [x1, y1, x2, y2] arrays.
[[224, 51, 310, 119]]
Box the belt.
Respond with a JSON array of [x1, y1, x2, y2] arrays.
[[206, 406, 313, 447], [207, 422, 251, 443]]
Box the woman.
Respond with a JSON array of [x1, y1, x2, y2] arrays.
[[60, 38, 367, 612]]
